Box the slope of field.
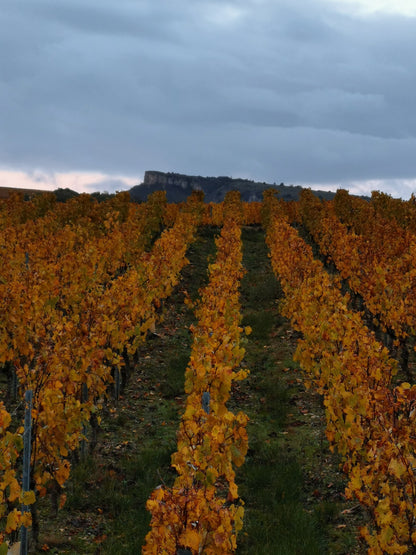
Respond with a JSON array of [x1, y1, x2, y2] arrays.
[[26, 224, 366, 554], [0, 186, 47, 199]]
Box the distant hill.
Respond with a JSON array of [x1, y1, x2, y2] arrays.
[[0, 186, 48, 200], [129, 171, 338, 203], [0, 186, 81, 201], [1, 172, 344, 204], [0, 187, 114, 203]]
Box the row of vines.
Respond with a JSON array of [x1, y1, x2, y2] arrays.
[[144, 193, 249, 553], [1, 186, 416, 553], [0, 190, 202, 550]]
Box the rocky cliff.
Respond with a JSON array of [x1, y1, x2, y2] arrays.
[[129, 170, 336, 203]]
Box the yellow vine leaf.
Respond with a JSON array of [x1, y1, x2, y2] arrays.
[[5, 510, 20, 534], [19, 491, 36, 505], [388, 458, 407, 480], [181, 529, 201, 551], [234, 505, 245, 533]]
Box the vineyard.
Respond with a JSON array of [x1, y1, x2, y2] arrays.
[[1, 188, 416, 554]]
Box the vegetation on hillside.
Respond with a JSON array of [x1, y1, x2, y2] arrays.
[[25, 224, 365, 554]]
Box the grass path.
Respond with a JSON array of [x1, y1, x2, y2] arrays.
[[35, 225, 365, 554], [235, 227, 365, 554]]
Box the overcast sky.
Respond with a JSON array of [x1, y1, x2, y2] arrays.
[[1, 0, 416, 198]]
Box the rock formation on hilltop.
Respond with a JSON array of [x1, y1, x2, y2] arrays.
[[129, 171, 337, 203]]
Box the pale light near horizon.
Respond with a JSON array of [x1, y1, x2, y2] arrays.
[[303, 179, 416, 200], [1, 167, 414, 200], [0, 170, 138, 195]]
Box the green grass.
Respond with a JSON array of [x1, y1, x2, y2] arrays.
[[235, 227, 328, 554], [159, 352, 189, 399]]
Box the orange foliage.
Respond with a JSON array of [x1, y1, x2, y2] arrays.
[[298, 188, 416, 342], [0, 403, 34, 547], [0, 191, 202, 545], [144, 192, 249, 554], [264, 204, 416, 554]]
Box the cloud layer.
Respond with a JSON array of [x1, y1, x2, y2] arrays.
[[1, 0, 416, 197]]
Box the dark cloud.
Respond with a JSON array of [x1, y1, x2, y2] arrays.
[[1, 0, 416, 197]]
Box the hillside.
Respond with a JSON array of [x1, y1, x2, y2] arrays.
[[129, 170, 337, 203], [0, 186, 47, 200], [31, 224, 364, 554]]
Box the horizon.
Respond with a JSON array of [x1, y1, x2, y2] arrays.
[[0, 169, 415, 200], [0, 170, 407, 201]]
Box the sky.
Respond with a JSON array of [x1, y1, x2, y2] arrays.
[[1, 0, 416, 199]]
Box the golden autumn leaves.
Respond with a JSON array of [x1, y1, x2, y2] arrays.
[[144, 194, 250, 554], [0, 403, 32, 545], [0, 191, 201, 548], [0, 190, 254, 551], [3, 186, 416, 553], [299, 188, 416, 347], [264, 199, 416, 555]]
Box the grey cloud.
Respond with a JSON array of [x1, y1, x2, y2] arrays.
[[1, 0, 416, 197]]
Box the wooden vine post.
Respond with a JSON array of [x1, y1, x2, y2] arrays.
[[20, 390, 33, 555]]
